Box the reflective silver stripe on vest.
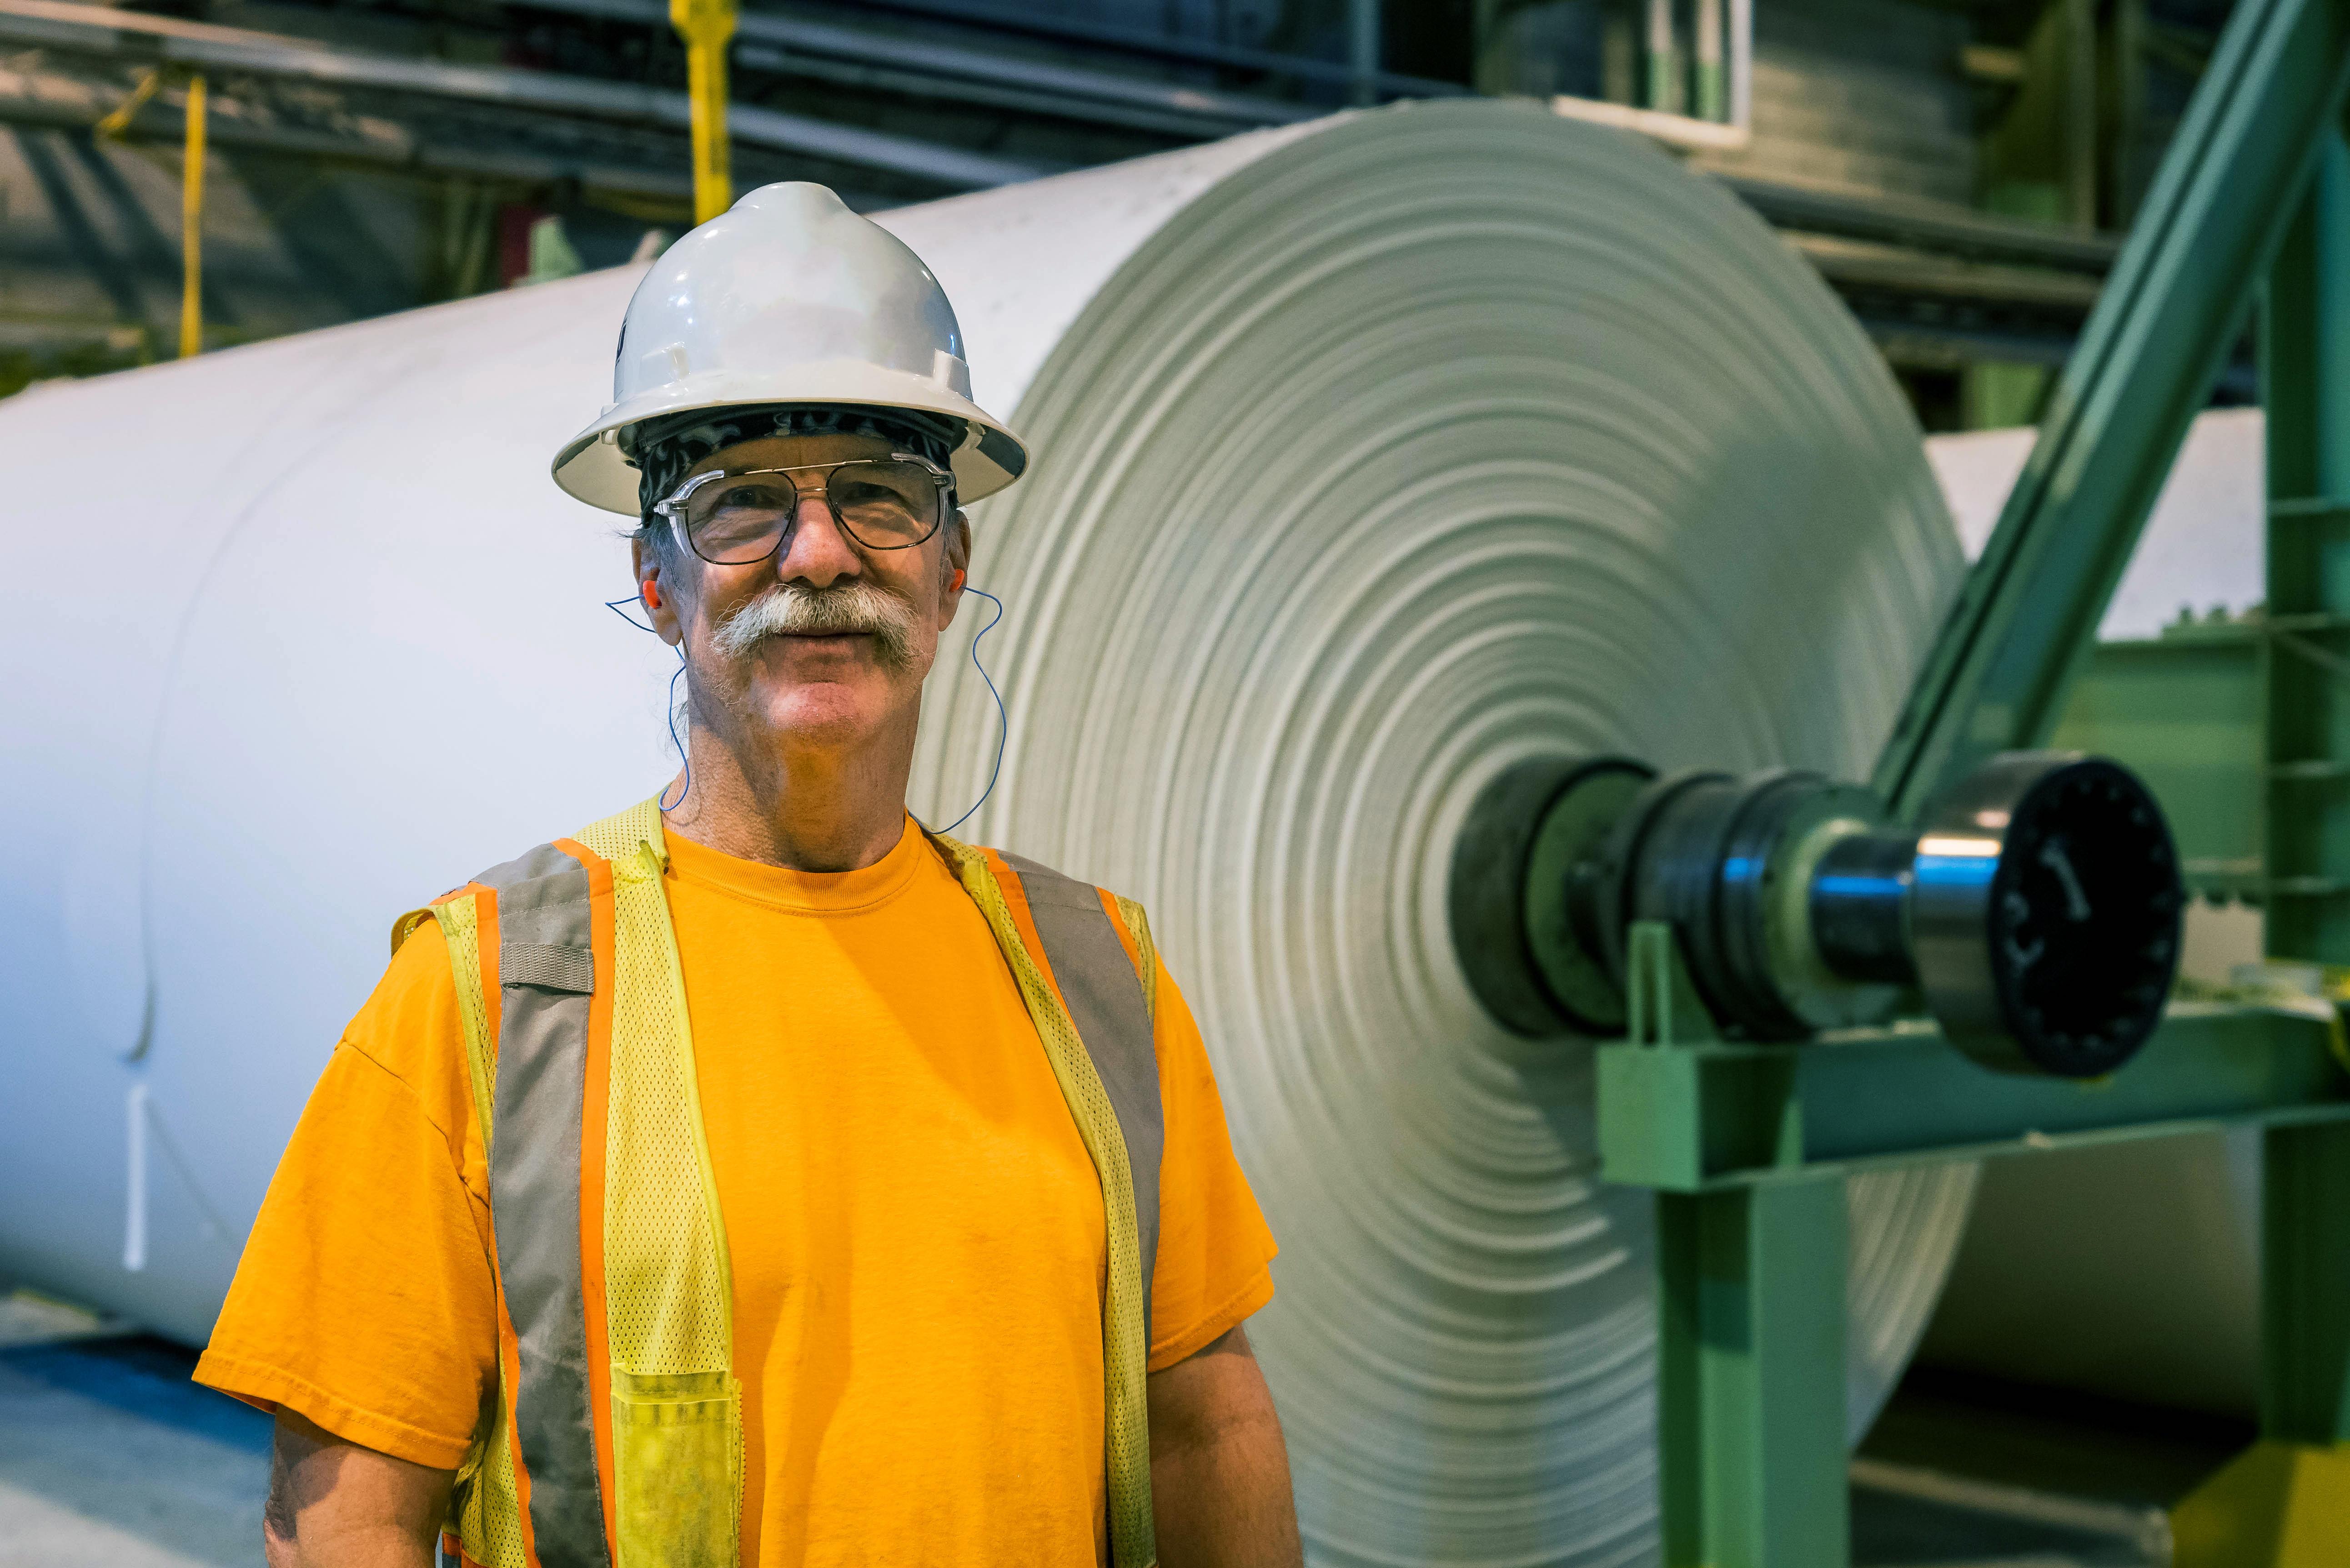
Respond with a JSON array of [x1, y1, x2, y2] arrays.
[[477, 842, 611, 1568], [999, 852, 1166, 1346]]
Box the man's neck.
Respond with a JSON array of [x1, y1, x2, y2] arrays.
[[661, 714, 917, 872]]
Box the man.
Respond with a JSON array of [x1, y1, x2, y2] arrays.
[[196, 182, 1301, 1568]]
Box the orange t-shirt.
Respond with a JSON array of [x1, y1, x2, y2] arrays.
[[195, 816, 1276, 1566]]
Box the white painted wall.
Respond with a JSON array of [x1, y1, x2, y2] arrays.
[[1926, 407, 2266, 638]]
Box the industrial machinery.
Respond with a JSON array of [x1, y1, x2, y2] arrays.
[[0, 100, 1981, 1565], [1429, 0, 2350, 1551], [1454, 751, 2183, 1073], [2, 0, 2347, 1553]]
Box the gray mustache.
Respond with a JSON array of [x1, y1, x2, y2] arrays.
[[710, 581, 919, 669]]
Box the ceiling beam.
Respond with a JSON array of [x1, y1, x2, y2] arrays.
[[0, 0, 1051, 188]]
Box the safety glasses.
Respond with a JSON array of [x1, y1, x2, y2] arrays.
[[655, 453, 954, 564]]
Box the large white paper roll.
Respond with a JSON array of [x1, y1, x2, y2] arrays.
[[909, 101, 1976, 1563]]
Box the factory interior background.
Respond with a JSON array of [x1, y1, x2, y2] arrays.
[[0, 0, 2310, 1561], [3, 0, 2225, 418]]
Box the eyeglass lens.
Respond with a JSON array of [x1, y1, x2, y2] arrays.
[[683, 460, 945, 563]]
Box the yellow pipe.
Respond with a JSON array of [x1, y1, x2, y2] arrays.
[[179, 73, 206, 359], [670, 0, 737, 224], [95, 67, 162, 141]]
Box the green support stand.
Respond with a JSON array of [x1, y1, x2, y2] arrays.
[[2166, 114, 2350, 1568], [1630, 924, 1852, 1568], [1657, 1180, 1848, 1568], [2170, 1120, 2350, 1563], [2264, 1121, 2350, 1445], [1593, 5, 2350, 1561], [2264, 130, 2350, 957], [1603, 921, 2350, 1568]]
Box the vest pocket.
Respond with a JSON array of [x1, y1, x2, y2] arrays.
[[610, 1367, 741, 1568]]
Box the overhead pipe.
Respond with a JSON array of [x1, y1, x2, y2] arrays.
[[669, 0, 735, 222], [1692, 0, 1724, 121], [726, 39, 1257, 142], [798, 0, 1471, 101], [0, 0, 1050, 190], [1348, 0, 1379, 106], [1547, 0, 1752, 151], [1643, 0, 1675, 111], [495, 0, 1321, 131], [1728, 0, 1752, 131], [0, 62, 703, 200], [178, 71, 203, 358]]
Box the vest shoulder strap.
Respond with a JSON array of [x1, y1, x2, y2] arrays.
[[574, 797, 667, 876], [925, 829, 1163, 1568], [567, 799, 738, 1568], [992, 850, 1166, 1319], [395, 837, 610, 1568], [485, 838, 618, 1568]]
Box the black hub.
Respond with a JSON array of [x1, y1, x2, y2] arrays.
[[1911, 754, 2182, 1076], [1451, 749, 2184, 1076], [1447, 756, 1653, 1035]]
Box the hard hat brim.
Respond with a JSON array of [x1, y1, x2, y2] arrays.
[[551, 360, 1030, 516]]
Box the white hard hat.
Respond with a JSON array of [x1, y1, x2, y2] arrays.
[[552, 181, 1029, 516]]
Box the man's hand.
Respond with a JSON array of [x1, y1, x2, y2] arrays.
[[1146, 1323, 1303, 1568], [263, 1408, 455, 1568]]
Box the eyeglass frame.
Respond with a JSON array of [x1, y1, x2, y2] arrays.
[[652, 452, 959, 565]]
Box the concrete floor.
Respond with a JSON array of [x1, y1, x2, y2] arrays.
[[0, 1294, 270, 1567], [0, 1289, 2235, 1567]]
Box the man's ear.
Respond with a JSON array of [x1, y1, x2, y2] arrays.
[[944, 511, 972, 588], [630, 531, 687, 647], [934, 512, 971, 629]]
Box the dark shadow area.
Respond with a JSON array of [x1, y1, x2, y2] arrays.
[[222, 150, 422, 322], [1850, 1363, 2254, 1567], [0, 1331, 271, 1565], [1866, 1364, 2250, 1508], [1853, 1484, 2146, 1567], [13, 127, 152, 327], [0, 1333, 271, 1455], [66, 132, 243, 330]]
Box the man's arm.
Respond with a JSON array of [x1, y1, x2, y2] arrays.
[[263, 1408, 455, 1568], [1146, 1323, 1303, 1568]]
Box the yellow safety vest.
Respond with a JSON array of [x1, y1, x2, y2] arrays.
[[393, 799, 1165, 1568]]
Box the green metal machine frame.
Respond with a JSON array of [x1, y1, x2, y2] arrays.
[[1593, 0, 2350, 1557], [1876, 0, 2350, 819], [1605, 924, 2350, 1565], [2054, 620, 2262, 905]]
